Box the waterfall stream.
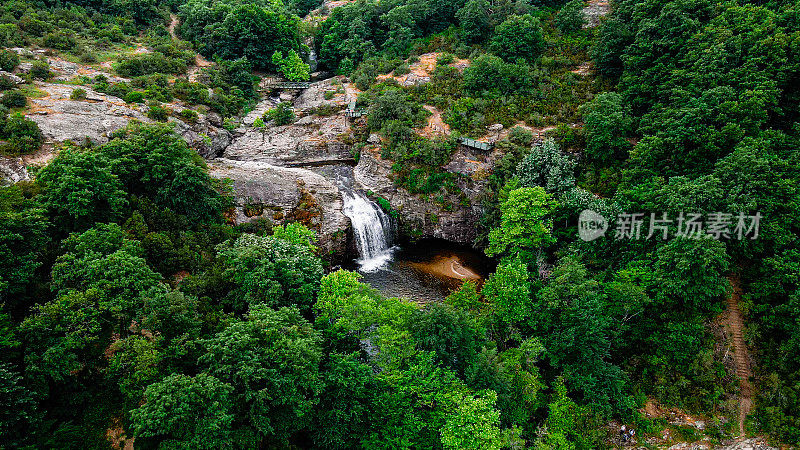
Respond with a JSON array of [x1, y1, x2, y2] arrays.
[[341, 190, 395, 272]]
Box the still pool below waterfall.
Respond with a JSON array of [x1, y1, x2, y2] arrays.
[[343, 239, 494, 303]]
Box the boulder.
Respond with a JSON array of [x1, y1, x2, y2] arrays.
[[0, 156, 29, 186], [210, 158, 350, 259], [26, 84, 147, 144], [223, 113, 353, 166]]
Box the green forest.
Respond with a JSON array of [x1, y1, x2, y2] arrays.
[[1, 0, 799, 448]]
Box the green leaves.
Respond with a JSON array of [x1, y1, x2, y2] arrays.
[[489, 15, 544, 63], [182, 0, 303, 70], [130, 374, 235, 449], [271, 50, 310, 81], [217, 233, 323, 313], [199, 305, 322, 444], [486, 186, 557, 261], [37, 147, 128, 233]]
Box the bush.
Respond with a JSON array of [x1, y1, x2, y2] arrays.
[[264, 102, 295, 126], [146, 102, 169, 122], [556, 0, 586, 34], [43, 31, 77, 50], [116, 53, 188, 78], [124, 91, 145, 103], [30, 61, 51, 80], [394, 64, 410, 76], [436, 53, 455, 65], [0, 113, 43, 155], [70, 88, 87, 101], [0, 50, 20, 72], [1, 91, 26, 108], [0, 76, 16, 92], [179, 109, 199, 124]]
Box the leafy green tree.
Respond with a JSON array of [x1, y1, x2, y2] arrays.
[[481, 254, 532, 324], [199, 305, 322, 445], [555, 0, 586, 34], [580, 92, 634, 166], [312, 353, 379, 449], [486, 187, 557, 261], [271, 50, 310, 81], [410, 302, 487, 376], [516, 138, 576, 194], [445, 280, 484, 313], [216, 234, 323, 313], [590, 17, 633, 78], [440, 390, 505, 450], [466, 338, 545, 428], [366, 88, 428, 131], [457, 0, 492, 44], [536, 257, 630, 416], [99, 124, 227, 224], [462, 54, 532, 98], [130, 374, 235, 449], [0, 363, 37, 446], [490, 14, 544, 62], [271, 222, 317, 251], [0, 186, 48, 303], [181, 0, 302, 70], [532, 378, 604, 449], [36, 147, 128, 233]]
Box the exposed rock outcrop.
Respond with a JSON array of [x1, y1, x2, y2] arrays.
[[209, 158, 350, 259], [354, 149, 483, 245], [0, 156, 29, 186], [24, 83, 231, 154], [223, 95, 352, 166]]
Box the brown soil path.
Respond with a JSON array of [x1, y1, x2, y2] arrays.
[[727, 275, 752, 438], [169, 14, 212, 81]]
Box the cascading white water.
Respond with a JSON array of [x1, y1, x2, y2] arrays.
[[341, 191, 395, 272]]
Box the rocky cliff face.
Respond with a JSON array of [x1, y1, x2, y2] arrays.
[[25, 83, 231, 152], [209, 158, 350, 259], [354, 148, 485, 246], [4, 72, 489, 259]]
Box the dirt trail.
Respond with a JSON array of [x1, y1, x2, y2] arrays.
[[726, 275, 753, 438], [170, 14, 212, 81], [421, 105, 449, 137], [168, 14, 179, 40]]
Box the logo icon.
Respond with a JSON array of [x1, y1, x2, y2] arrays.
[[578, 210, 608, 241]]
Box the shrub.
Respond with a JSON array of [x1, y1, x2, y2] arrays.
[[394, 64, 410, 76], [264, 102, 295, 126], [43, 31, 77, 50], [555, 0, 586, 34], [30, 61, 52, 80], [0, 50, 20, 72], [179, 109, 198, 124], [70, 88, 87, 101], [116, 53, 188, 78], [0, 113, 43, 155], [124, 91, 145, 103], [436, 53, 455, 65], [146, 102, 169, 122], [1, 91, 26, 108], [222, 117, 238, 130], [0, 76, 16, 91]]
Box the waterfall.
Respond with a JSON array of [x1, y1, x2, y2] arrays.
[[341, 190, 395, 272]]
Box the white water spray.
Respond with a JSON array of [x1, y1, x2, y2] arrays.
[[341, 191, 395, 272]]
